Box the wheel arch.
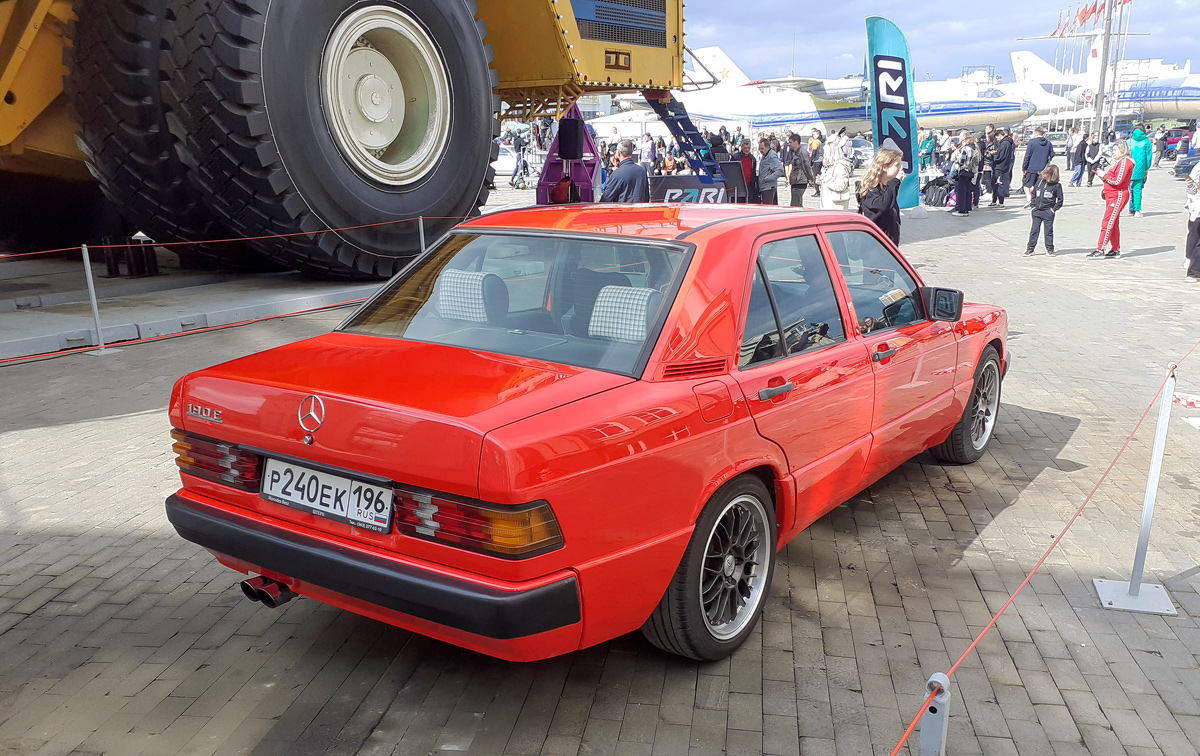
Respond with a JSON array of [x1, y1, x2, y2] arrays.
[[695, 457, 793, 548], [985, 336, 1007, 377]]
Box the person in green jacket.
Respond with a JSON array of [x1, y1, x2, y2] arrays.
[[918, 131, 936, 172], [1129, 125, 1153, 218]]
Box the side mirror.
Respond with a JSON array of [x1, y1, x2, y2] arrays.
[[920, 287, 963, 322]]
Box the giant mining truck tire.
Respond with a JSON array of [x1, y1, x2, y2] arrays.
[[162, 0, 500, 279], [65, 0, 266, 268]]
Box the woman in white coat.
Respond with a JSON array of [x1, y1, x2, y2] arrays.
[[819, 135, 854, 211], [1185, 160, 1200, 281]]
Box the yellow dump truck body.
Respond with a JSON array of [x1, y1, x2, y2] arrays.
[[0, 0, 686, 273], [0, 0, 82, 177], [1, 0, 684, 175]]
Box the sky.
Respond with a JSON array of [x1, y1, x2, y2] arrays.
[[682, 0, 1198, 83]]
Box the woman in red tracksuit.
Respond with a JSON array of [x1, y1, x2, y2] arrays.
[[1089, 142, 1134, 259]]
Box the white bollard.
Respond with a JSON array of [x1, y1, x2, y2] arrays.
[[418, 216, 426, 254], [918, 673, 951, 756], [82, 244, 121, 356], [1093, 363, 1177, 615]]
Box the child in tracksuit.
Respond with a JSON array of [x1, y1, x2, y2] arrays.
[[1025, 164, 1064, 256]]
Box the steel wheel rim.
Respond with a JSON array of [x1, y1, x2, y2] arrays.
[[321, 6, 451, 186], [699, 494, 769, 641], [970, 361, 1000, 451]]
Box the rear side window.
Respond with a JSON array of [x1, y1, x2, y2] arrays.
[[825, 229, 924, 334], [342, 233, 689, 376]]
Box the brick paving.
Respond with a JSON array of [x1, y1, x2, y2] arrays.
[[2, 168, 1200, 756]]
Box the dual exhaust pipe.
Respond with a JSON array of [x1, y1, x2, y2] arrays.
[[240, 576, 296, 608]]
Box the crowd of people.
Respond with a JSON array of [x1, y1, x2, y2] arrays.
[[916, 121, 1196, 272], [521, 116, 1200, 280]]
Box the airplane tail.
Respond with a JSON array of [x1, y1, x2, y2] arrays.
[[686, 47, 751, 89], [1010, 51, 1073, 85], [1084, 33, 1105, 75]]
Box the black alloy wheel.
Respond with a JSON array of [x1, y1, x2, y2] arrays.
[[642, 476, 776, 660]]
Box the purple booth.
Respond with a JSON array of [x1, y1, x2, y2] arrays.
[[536, 103, 601, 205]]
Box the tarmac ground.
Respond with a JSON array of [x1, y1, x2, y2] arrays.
[[2, 161, 1200, 756]]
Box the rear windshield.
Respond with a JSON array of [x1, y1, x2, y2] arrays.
[[342, 233, 690, 376]]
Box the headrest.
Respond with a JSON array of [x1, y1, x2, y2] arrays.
[[588, 285, 662, 344], [435, 268, 509, 324]]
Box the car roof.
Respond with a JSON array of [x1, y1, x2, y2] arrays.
[[461, 203, 859, 242]]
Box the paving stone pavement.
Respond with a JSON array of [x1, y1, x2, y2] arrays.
[[2, 165, 1200, 756]]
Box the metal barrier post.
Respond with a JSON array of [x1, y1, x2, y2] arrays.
[[1094, 363, 1177, 615], [918, 674, 950, 756], [418, 216, 426, 253], [82, 245, 121, 356]]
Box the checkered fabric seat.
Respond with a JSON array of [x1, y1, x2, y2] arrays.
[[588, 285, 662, 344], [434, 268, 509, 324]]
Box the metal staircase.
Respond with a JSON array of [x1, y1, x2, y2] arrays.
[[644, 93, 725, 184]]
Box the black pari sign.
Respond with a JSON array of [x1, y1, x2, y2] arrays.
[[650, 176, 729, 203], [872, 54, 914, 175]]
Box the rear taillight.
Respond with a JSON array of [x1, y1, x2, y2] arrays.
[[171, 429, 261, 491], [394, 488, 563, 558]]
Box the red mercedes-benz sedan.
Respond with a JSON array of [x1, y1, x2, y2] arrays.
[[166, 204, 1008, 661]]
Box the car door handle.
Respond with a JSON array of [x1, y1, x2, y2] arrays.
[[872, 347, 896, 362], [758, 382, 794, 401]]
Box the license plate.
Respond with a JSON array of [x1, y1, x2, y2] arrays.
[[260, 458, 393, 534]]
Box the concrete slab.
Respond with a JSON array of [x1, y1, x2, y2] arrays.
[[0, 254, 234, 312], [0, 185, 534, 359], [0, 274, 379, 359]]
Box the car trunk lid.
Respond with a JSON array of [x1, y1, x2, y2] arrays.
[[178, 332, 632, 499]]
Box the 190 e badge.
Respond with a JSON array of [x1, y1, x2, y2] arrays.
[[186, 403, 223, 424]]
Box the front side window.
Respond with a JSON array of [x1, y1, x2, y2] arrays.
[[825, 229, 925, 335], [740, 235, 848, 368], [758, 236, 848, 356], [739, 266, 783, 368], [342, 233, 688, 376]]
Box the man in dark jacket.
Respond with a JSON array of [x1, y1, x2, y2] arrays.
[[786, 134, 815, 207], [992, 130, 1016, 206], [599, 140, 650, 203], [1085, 134, 1102, 186], [1070, 135, 1089, 186], [733, 140, 758, 203], [507, 129, 527, 187], [1153, 128, 1168, 168], [1020, 127, 1056, 207]]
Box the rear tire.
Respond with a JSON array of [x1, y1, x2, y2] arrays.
[[162, 0, 500, 279], [930, 345, 1002, 464], [641, 476, 776, 660], [65, 0, 259, 267]]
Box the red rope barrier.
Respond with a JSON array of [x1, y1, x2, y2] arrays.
[[0, 214, 475, 261], [0, 247, 84, 259], [887, 335, 1200, 756], [0, 296, 368, 367], [921, 270, 1189, 283]]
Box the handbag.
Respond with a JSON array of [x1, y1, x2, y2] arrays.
[[549, 175, 574, 204]]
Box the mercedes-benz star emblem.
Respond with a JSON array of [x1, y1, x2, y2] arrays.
[[298, 395, 326, 433]]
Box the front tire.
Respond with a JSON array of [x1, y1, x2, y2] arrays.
[[641, 476, 776, 660], [163, 0, 499, 278], [930, 345, 1002, 464]]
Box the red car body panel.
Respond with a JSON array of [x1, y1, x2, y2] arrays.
[[166, 204, 1008, 661]]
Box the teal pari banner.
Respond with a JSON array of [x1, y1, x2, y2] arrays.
[[866, 16, 920, 209]]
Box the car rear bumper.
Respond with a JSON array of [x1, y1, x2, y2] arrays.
[[165, 493, 581, 641]]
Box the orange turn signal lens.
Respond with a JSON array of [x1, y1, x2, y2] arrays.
[[394, 488, 563, 558], [171, 429, 261, 491]]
